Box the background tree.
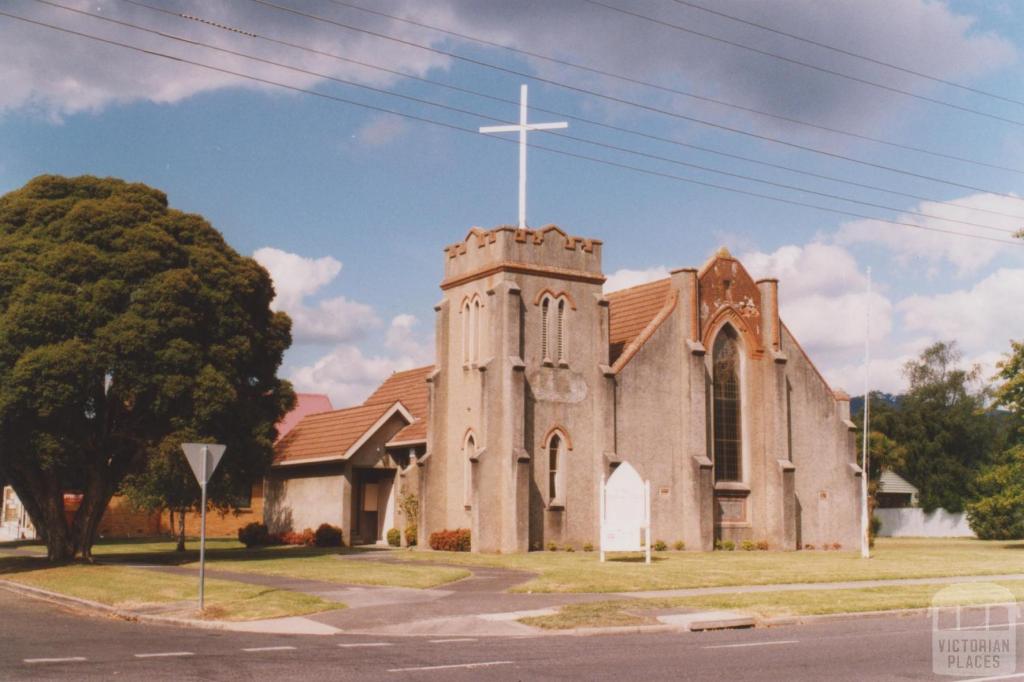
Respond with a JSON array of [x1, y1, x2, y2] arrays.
[[0, 175, 294, 561], [967, 338, 1024, 539]]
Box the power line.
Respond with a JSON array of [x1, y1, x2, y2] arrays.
[[42, 0, 1019, 236], [113, 0, 1024, 224], [582, 0, 1024, 128], [241, 0, 1024, 203], [4, 9, 1021, 249], [670, 0, 1024, 108], [322, 0, 1024, 176]]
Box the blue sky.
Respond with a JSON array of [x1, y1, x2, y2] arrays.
[[2, 0, 1023, 404]]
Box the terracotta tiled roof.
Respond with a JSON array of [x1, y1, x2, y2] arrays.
[[606, 278, 672, 364], [388, 419, 426, 446], [274, 402, 395, 465], [275, 393, 333, 442], [273, 366, 433, 465]]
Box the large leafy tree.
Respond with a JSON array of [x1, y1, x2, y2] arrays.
[[0, 175, 294, 561], [966, 339, 1024, 538], [858, 342, 1000, 513]]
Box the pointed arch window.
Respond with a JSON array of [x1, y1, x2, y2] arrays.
[[539, 293, 569, 365], [547, 431, 567, 505], [462, 296, 484, 364], [712, 326, 742, 482], [463, 433, 476, 508]]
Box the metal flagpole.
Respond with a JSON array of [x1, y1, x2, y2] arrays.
[[860, 267, 871, 559], [199, 445, 208, 609]]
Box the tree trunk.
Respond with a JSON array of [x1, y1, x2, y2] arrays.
[[71, 472, 115, 562], [176, 508, 187, 552]]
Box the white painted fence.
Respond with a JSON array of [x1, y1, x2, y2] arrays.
[[875, 508, 975, 538]]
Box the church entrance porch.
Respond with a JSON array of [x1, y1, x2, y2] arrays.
[[350, 468, 397, 545]]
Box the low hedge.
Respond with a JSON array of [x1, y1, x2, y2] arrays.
[[429, 528, 471, 551]]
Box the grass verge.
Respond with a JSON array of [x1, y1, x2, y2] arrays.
[[396, 539, 1024, 593], [0, 558, 338, 621], [521, 580, 1024, 629]]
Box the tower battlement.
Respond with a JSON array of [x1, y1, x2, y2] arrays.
[[440, 225, 604, 289]]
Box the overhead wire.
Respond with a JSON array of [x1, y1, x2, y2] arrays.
[[2, 9, 1021, 247], [108, 0, 1024, 223], [320, 0, 1024, 176], [36, 0, 1021, 236]]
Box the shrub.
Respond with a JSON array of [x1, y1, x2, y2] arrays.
[[653, 540, 668, 552], [280, 528, 315, 546], [804, 544, 816, 550], [238, 522, 270, 548], [564, 545, 575, 552], [582, 542, 594, 552], [756, 540, 769, 551], [741, 540, 756, 551], [546, 541, 558, 552], [404, 524, 417, 547], [429, 528, 471, 552], [966, 449, 1024, 540], [314, 523, 343, 547], [387, 528, 401, 547], [673, 540, 685, 551], [831, 542, 842, 551], [722, 540, 735, 551]]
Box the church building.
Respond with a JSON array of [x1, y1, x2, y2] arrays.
[[267, 225, 862, 552]]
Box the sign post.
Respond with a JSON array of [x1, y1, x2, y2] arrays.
[[181, 443, 226, 611]]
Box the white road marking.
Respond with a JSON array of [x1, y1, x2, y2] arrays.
[[429, 638, 477, 644], [388, 661, 513, 673], [702, 640, 799, 650], [24, 657, 87, 664], [134, 651, 194, 658], [337, 642, 393, 648], [242, 646, 298, 652]]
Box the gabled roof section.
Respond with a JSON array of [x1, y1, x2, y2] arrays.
[[879, 469, 919, 495], [363, 365, 432, 419], [388, 419, 427, 447], [274, 402, 402, 466], [606, 278, 672, 365]]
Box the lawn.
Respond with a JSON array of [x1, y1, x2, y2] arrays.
[[396, 538, 1024, 593], [0, 557, 336, 621], [1, 537, 470, 589], [521, 580, 1024, 629]]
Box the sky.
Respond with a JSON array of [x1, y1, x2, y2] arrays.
[[2, 0, 1023, 406]]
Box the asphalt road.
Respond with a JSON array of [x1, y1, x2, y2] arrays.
[[2, 588, 1020, 681]]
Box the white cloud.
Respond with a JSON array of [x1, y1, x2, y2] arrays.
[[603, 266, 670, 292], [385, 314, 434, 364], [742, 243, 891, 355], [253, 247, 380, 344], [897, 268, 1024, 355], [354, 115, 408, 147], [289, 344, 418, 406], [5, 0, 1013, 138], [289, 316, 433, 406], [835, 193, 1024, 277]]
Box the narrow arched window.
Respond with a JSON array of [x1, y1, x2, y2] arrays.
[[712, 326, 742, 482], [464, 434, 476, 508], [547, 433, 565, 505], [541, 297, 550, 361], [462, 300, 471, 364], [556, 298, 566, 363], [473, 298, 482, 362]]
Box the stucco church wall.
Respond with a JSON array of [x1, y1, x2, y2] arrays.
[[265, 463, 346, 535], [612, 294, 690, 547], [781, 326, 860, 550]]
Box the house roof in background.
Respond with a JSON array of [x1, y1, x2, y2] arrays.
[[275, 393, 333, 442]]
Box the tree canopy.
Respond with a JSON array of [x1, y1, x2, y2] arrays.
[[0, 175, 294, 561]]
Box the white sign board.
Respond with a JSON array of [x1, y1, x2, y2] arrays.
[[600, 462, 651, 563], [182, 443, 226, 486]]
